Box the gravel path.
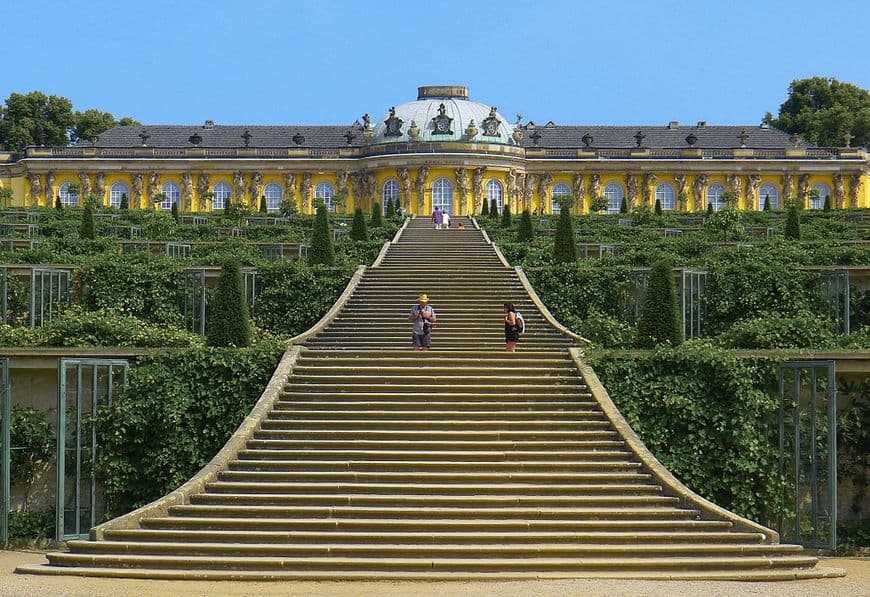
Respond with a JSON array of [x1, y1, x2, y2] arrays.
[[1, 550, 867, 597]]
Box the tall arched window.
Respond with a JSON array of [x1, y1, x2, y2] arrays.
[[263, 183, 283, 212], [655, 183, 676, 211], [59, 182, 79, 207], [758, 183, 779, 210], [212, 182, 231, 210], [810, 183, 830, 209], [110, 182, 129, 208], [382, 179, 399, 213], [707, 183, 727, 212], [315, 182, 335, 211], [486, 179, 504, 214], [432, 178, 453, 214], [604, 183, 624, 214], [551, 183, 570, 215], [160, 182, 180, 211]]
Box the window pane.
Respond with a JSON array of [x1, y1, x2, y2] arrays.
[[551, 183, 570, 214], [604, 183, 623, 214]]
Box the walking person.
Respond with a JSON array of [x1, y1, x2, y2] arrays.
[[442, 210, 451, 230], [410, 293, 437, 350], [432, 207, 443, 230], [504, 302, 523, 352]]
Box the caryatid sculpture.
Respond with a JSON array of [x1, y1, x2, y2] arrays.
[[472, 167, 486, 213], [726, 173, 742, 207], [249, 172, 263, 206], [414, 167, 428, 211], [455, 168, 469, 215], [642, 172, 656, 205], [572, 173, 585, 208], [781, 173, 794, 204], [674, 174, 689, 211], [848, 173, 862, 208], [300, 173, 312, 211], [833, 173, 845, 208], [148, 172, 161, 202], [94, 172, 106, 201], [523, 173, 537, 212], [45, 171, 56, 203], [746, 175, 761, 210], [283, 173, 296, 206], [397, 168, 411, 212], [181, 173, 194, 210], [78, 172, 92, 199], [27, 173, 42, 206], [798, 173, 811, 204], [197, 173, 210, 202], [589, 174, 601, 202], [505, 169, 518, 211], [692, 174, 707, 209], [625, 173, 639, 209], [132, 173, 144, 205], [233, 171, 246, 203], [538, 174, 553, 213]]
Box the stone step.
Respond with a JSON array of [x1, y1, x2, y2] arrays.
[[225, 460, 640, 473], [202, 481, 660, 496], [264, 409, 606, 421], [256, 419, 610, 431], [272, 400, 596, 410], [235, 449, 630, 462], [214, 471, 647, 484], [283, 382, 585, 393], [242, 439, 628, 451]]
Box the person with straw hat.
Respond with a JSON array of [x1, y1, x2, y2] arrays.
[[409, 293, 437, 350]]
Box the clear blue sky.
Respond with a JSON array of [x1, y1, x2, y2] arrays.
[[2, 0, 867, 127]]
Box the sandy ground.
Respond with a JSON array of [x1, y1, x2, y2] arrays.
[[0, 551, 867, 597]]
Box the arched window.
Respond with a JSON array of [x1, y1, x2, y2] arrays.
[[263, 183, 283, 212], [315, 182, 335, 211], [486, 179, 504, 214], [707, 183, 727, 212], [160, 182, 180, 211], [551, 183, 570, 215], [604, 183, 624, 214], [382, 179, 399, 213], [432, 178, 453, 214], [759, 183, 779, 210], [655, 183, 676, 211], [59, 182, 79, 207], [810, 183, 830, 209], [212, 182, 231, 210], [110, 182, 129, 208]]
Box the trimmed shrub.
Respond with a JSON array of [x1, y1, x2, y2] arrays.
[[784, 205, 801, 240], [309, 203, 335, 265], [619, 198, 628, 213], [79, 203, 95, 240], [715, 313, 838, 349], [170, 201, 179, 222], [384, 198, 395, 218], [654, 197, 662, 215], [501, 203, 511, 228], [707, 202, 714, 215], [259, 195, 267, 214], [120, 193, 129, 210], [517, 209, 533, 242], [490, 198, 498, 217], [823, 195, 831, 211], [636, 260, 682, 347], [54, 195, 62, 211], [553, 209, 577, 263], [763, 194, 771, 211], [481, 198, 489, 217], [371, 200, 382, 228], [350, 207, 368, 241], [206, 258, 252, 347]]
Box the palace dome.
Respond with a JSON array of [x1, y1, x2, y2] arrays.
[[371, 85, 518, 145]]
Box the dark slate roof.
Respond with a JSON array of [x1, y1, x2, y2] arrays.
[[82, 122, 812, 150]]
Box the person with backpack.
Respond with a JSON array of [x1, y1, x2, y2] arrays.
[[409, 293, 437, 350], [504, 302, 524, 352]]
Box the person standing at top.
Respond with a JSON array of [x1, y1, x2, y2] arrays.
[[409, 293, 437, 350], [504, 302, 520, 352], [432, 207, 443, 230], [442, 210, 451, 230]]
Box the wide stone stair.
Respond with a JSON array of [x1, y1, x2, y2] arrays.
[[18, 217, 844, 580]]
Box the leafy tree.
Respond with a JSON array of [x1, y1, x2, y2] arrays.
[[517, 209, 533, 242], [119, 193, 129, 210], [763, 194, 772, 211], [654, 197, 662, 215], [309, 203, 335, 265], [0, 91, 74, 150], [279, 196, 297, 218], [501, 203, 511, 228], [590, 195, 609, 214], [371, 200, 382, 227], [117, 116, 140, 127], [0, 186, 13, 207], [71, 108, 116, 144], [764, 77, 870, 147], [636, 260, 682, 348], [79, 203, 96, 239], [619, 198, 628, 213], [206, 258, 251, 347], [705, 205, 743, 241], [350, 206, 368, 241], [259, 195, 267, 214], [481, 198, 489, 217], [553, 196, 577, 263], [784, 204, 801, 240]]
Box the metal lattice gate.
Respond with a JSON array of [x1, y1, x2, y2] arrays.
[[819, 270, 850, 335], [30, 268, 72, 328], [0, 358, 9, 542], [56, 359, 128, 541], [777, 361, 838, 550], [680, 269, 707, 339]]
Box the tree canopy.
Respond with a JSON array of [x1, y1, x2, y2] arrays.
[[764, 77, 870, 148]]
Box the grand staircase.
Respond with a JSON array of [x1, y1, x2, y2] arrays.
[[18, 217, 844, 580]]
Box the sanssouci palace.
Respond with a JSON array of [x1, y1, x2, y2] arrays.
[[0, 85, 867, 216]]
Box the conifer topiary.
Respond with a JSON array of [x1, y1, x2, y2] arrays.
[[371, 200, 382, 228], [54, 195, 63, 211], [619, 198, 628, 213], [763, 194, 771, 211], [654, 197, 662, 215], [501, 203, 511, 228], [707, 202, 714, 215], [120, 193, 129, 210], [636, 260, 682, 348], [385, 198, 395, 218], [259, 195, 267, 214], [553, 208, 577, 263], [206, 258, 251, 347], [823, 195, 831, 211], [784, 204, 801, 240], [517, 209, 534, 242], [309, 203, 335, 265], [481, 198, 489, 217], [170, 201, 179, 222], [79, 203, 95, 240], [490, 198, 498, 217], [350, 206, 368, 241]]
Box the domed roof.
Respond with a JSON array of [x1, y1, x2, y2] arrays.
[[371, 86, 518, 145]]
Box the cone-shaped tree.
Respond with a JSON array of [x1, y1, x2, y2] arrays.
[[619, 198, 628, 213], [517, 209, 534, 242], [350, 206, 368, 241], [707, 202, 714, 215], [654, 197, 662, 215], [54, 195, 63, 211], [481, 198, 489, 217], [309, 203, 335, 265], [823, 195, 831, 211], [553, 208, 577, 263], [763, 194, 771, 211], [170, 201, 179, 222], [490, 198, 498, 217], [119, 193, 129, 210], [259, 195, 267, 214], [636, 260, 682, 348], [784, 204, 801, 240], [206, 258, 251, 347], [385, 198, 395, 218], [371, 200, 382, 228], [79, 203, 95, 240], [501, 203, 512, 228]]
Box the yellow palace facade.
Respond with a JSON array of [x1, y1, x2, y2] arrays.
[[0, 85, 868, 215]]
